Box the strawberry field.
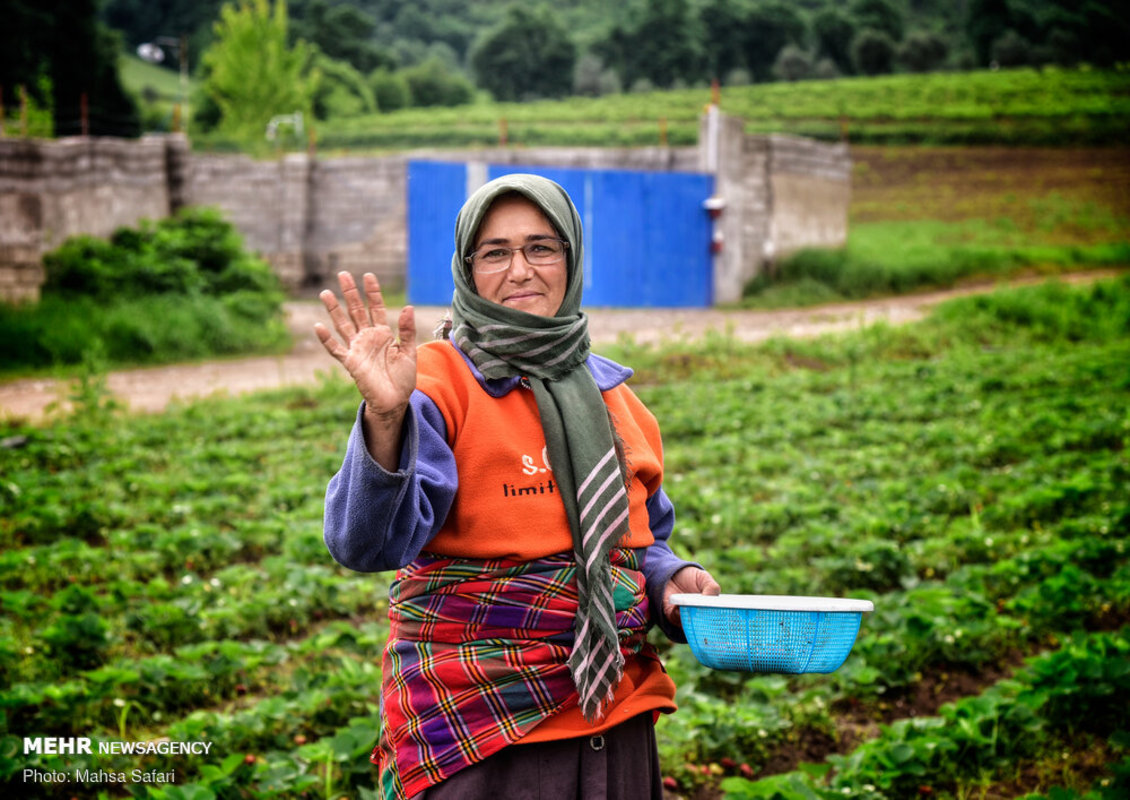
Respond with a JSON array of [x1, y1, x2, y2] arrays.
[[2, 273, 1129, 799], [292, 66, 1129, 152]]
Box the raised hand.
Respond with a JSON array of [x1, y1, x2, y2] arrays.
[[315, 272, 417, 469]]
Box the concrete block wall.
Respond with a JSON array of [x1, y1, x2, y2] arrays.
[[700, 112, 774, 304], [185, 150, 309, 288], [0, 117, 850, 306], [0, 135, 181, 302], [767, 134, 852, 259], [304, 155, 408, 293], [257, 144, 701, 296], [699, 116, 851, 302], [0, 190, 44, 304]]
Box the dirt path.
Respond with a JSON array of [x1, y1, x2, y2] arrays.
[[0, 270, 1118, 424]]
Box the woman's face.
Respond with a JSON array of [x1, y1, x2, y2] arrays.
[[471, 195, 568, 318]]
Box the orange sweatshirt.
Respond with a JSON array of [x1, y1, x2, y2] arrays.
[[324, 339, 695, 740], [413, 340, 678, 739], [415, 340, 664, 559]]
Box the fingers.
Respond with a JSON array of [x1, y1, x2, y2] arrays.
[[662, 568, 721, 628], [363, 272, 388, 328], [397, 305, 417, 354], [318, 273, 415, 366], [313, 322, 346, 362], [698, 571, 722, 596], [319, 284, 356, 342], [672, 566, 716, 593], [320, 272, 395, 345], [340, 271, 372, 333]]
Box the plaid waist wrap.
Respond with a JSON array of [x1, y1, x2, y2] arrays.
[[374, 549, 650, 800]]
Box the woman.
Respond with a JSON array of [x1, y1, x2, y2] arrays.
[[316, 173, 720, 799]]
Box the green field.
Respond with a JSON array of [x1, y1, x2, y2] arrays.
[[6, 59, 1130, 800], [280, 66, 1130, 153], [744, 145, 1130, 307], [118, 53, 195, 133], [2, 275, 1128, 799]]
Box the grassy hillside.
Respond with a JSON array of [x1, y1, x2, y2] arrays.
[[118, 53, 197, 132], [279, 66, 1130, 153]]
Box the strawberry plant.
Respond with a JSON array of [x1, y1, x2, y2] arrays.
[[2, 276, 1128, 798]]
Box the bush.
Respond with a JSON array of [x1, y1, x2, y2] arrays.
[[312, 53, 377, 120], [0, 293, 290, 372], [574, 54, 622, 97], [929, 273, 1130, 345], [897, 31, 949, 72], [1, 207, 288, 373], [852, 28, 896, 75], [991, 30, 1033, 68], [401, 57, 474, 107], [43, 207, 280, 301], [773, 45, 813, 82], [370, 68, 412, 111]]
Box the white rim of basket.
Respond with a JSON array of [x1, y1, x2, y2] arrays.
[[670, 593, 874, 613]]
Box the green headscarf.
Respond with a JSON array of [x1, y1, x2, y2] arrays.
[[449, 173, 631, 722]]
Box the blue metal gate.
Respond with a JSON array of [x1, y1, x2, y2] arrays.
[[407, 161, 714, 307]]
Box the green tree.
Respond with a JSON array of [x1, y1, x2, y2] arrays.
[[1037, 0, 1130, 68], [850, 0, 905, 43], [311, 51, 376, 119], [896, 31, 949, 72], [57, 6, 141, 136], [470, 7, 576, 102], [1, 0, 139, 137], [966, 0, 1013, 65], [391, 4, 475, 63], [290, 0, 394, 75], [101, 0, 224, 68], [401, 57, 474, 107], [990, 29, 1031, 67], [741, 1, 807, 82], [369, 68, 411, 111], [852, 28, 896, 75], [202, 0, 317, 143], [572, 53, 621, 97], [813, 5, 857, 75], [598, 0, 704, 89], [699, 0, 750, 81], [773, 44, 813, 82]]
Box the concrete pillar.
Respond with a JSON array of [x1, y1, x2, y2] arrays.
[[699, 109, 771, 305], [0, 153, 46, 303], [163, 133, 190, 215], [268, 152, 311, 289]]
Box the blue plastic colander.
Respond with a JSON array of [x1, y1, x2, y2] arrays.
[[670, 594, 874, 673]]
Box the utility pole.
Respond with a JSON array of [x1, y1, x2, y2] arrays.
[[137, 35, 189, 134]]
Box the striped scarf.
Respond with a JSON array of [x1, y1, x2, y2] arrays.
[[375, 551, 650, 799], [448, 173, 633, 723]]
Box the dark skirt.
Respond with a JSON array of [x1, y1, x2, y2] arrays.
[[412, 712, 664, 800]]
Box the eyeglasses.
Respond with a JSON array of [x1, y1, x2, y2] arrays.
[[464, 238, 569, 274]]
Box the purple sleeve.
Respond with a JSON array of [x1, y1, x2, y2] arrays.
[[641, 486, 698, 643], [323, 391, 457, 572]]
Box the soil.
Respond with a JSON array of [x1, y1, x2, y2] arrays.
[[0, 269, 1119, 425], [667, 650, 1034, 800], [849, 145, 1130, 228]]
